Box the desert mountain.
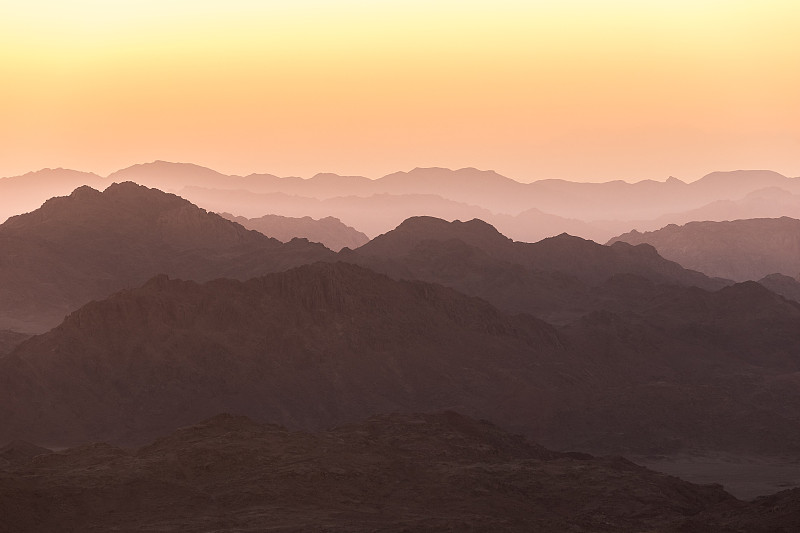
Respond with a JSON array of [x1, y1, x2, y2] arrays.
[[342, 216, 729, 324], [3, 262, 800, 458], [220, 212, 369, 251], [609, 217, 800, 281], [0, 182, 333, 333], [6, 411, 795, 533]]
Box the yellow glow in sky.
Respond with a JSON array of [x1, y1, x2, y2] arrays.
[[2, 0, 799, 181]]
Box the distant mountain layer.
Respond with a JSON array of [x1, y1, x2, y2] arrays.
[[179, 187, 498, 238], [7, 411, 795, 533], [4, 262, 800, 457], [609, 217, 800, 281], [5, 163, 800, 243], [0, 182, 333, 332], [115, 162, 800, 221], [0, 168, 104, 223], [220, 212, 369, 251]]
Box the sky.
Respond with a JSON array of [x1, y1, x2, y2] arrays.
[[2, 0, 799, 182]]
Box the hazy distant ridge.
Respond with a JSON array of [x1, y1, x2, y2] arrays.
[[5, 163, 800, 243]]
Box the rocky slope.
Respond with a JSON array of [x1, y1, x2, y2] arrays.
[[5, 411, 795, 533]]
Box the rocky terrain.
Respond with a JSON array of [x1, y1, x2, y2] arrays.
[[3, 411, 798, 533], [221, 212, 369, 251]]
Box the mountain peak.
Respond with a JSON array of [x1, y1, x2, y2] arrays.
[[358, 216, 511, 258], [69, 184, 103, 200]]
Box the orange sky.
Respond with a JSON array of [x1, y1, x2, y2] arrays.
[[2, 1, 799, 182]]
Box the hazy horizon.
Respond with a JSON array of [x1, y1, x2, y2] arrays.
[[4, 160, 796, 185], [3, 1, 799, 182]]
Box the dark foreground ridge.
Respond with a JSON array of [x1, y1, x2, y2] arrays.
[[2, 411, 797, 533]]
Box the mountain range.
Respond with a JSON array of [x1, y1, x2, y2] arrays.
[[3, 180, 800, 514], [4, 163, 800, 244]]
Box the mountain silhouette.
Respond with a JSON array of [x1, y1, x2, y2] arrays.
[[220, 212, 369, 251], [0, 168, 105, 224], [179, 187, 496, 238], [609, 217, 800, 281], [0, 182, 333, 332], [6, 163, 800, 245]]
